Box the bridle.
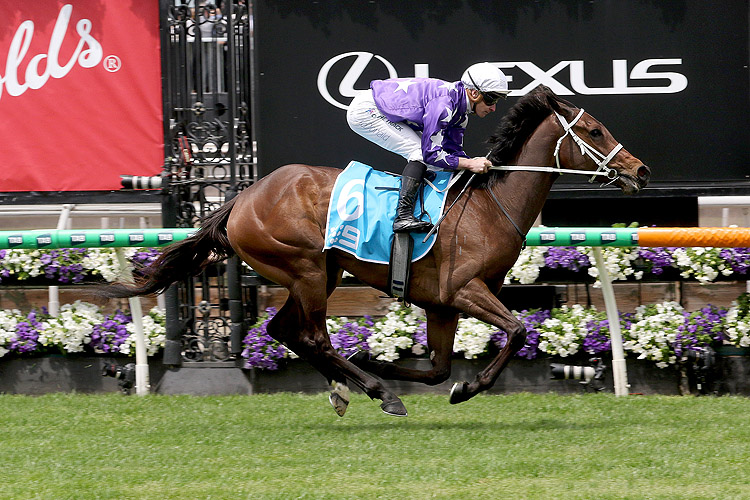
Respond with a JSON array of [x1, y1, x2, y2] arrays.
[[424, 108, 627, 246], [490, 108, 624, 186], [553, 109, 623, 185]]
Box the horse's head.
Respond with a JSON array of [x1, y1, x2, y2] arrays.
[[547, 94, 650, 195]]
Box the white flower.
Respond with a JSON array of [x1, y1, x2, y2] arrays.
[[725, 301, 750, 348], [81, 248, 131, 282], [453, 317, 494, 359], [40, 301, 104, 353], [121, 308, 166, 356], [586, 247, 639, 287], [0, 309, 22, 357], [365, 302, 421, 361], [506, 246, 547, 284]]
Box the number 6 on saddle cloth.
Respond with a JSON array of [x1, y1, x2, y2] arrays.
[[323, 161, 453, 298]]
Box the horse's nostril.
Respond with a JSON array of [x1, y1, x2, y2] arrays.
[[637, 165, 651, 180]]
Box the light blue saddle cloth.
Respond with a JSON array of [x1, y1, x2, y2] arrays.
[[324, 161, 452, 264]]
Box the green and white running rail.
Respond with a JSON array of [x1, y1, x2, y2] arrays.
[[0, 228, 195, 250], [3, 226, 748, 250]]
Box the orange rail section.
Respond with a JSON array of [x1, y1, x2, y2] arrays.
[[638, 227, 750, 248]]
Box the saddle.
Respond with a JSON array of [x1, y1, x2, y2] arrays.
[[323, 161, 454, 298]]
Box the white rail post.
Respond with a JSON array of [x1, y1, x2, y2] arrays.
[[592, 247, 629, 396], [115, 248, 150, 395], [48, 204, 75, 317]]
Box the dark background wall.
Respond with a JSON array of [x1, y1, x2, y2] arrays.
[[254, 0, 749, 225]]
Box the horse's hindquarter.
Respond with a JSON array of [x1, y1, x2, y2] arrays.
[[226, 164, 338, 286]]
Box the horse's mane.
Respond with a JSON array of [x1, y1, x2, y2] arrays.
[[478, 85, 574, 189]]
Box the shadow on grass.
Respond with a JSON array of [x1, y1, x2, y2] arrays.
[[300, 417, 615, 433]]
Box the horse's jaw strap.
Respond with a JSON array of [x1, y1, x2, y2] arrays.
[[553, 110, 623, 185]]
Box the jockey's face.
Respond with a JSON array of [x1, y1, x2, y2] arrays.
[[467, 88, 497, 118]]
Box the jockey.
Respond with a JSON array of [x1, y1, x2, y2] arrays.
[[346, 62, 509, 233]]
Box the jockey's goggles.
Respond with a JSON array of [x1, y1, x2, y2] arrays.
[[480, 91, 507, 106]]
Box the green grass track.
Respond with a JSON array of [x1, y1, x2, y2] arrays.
[[1, 392, 749, 499]]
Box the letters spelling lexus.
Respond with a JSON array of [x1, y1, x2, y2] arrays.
[[317, 52, 689, 109]]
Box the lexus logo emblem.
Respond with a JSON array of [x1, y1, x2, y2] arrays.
[[317, 52, 398, 110]]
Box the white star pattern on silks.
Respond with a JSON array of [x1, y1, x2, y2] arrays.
[[393, 79, 416, 93], [440, 105, 457, 123], [438, 81, 455, 91], [430, 129, 444, 150], [435, 149, 450, 164], [459, 114, 469, 128]]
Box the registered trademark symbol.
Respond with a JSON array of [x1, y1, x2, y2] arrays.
[[103, 55, 121, 72]]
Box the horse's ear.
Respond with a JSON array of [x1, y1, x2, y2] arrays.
[[542, 87, 575, 120]]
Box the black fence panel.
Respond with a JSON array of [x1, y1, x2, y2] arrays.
[[160, 0, 256, 364], [253, 0, 749, 198]]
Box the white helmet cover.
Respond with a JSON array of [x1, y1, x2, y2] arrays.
[[460, 62, 509, 94]]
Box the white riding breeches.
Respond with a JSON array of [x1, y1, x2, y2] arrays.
[[346, 90, 424, 164]]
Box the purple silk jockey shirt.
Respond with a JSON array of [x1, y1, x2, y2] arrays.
[[370, 78, 470, 170]]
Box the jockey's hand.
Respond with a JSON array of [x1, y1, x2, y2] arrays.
[[458, 156, 492, 174]]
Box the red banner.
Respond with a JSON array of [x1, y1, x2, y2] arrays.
[[0, 1, 163, 192]]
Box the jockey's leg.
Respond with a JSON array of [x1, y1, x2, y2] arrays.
[[393, 161, 434, 233]]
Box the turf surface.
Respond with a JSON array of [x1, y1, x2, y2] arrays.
[[2, 392, 749, 499]]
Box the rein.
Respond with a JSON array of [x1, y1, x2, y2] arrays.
[[424, 108, 625, 246], [489, 108, 623, 187], [484, 108, 624, 248]]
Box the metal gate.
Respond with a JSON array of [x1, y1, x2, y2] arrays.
[[158, 0, 257, 365]]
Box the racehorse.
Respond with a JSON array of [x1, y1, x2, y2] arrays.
[[101, 85, 650, 417]]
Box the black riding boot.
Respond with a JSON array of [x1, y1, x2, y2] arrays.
[[393, 175, 433, 233]]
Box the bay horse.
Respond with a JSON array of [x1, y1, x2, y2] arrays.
[[102, 85, 650, 416]]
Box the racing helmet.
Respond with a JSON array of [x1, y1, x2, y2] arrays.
[[460, 62, 509, 105]]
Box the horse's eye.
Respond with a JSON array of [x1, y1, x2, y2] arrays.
[[590, 129, 603, 138]]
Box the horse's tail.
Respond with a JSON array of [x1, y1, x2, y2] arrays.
[[98, 197, 239, 299]]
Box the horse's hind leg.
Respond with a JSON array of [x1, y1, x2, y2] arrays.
[[267, 297, 349, 415], [270, 278, 408, 416]]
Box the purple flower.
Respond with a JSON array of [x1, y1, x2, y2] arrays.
[[544, 247, 590, 272], [90, 310, 133, 353], [131, 248, 163, 269], [674, 304, 727, 357], [583, 319, 611, 354], [329, 320, 372, 358], [8, 310, 46, 355], [637, 247, 676, 275], [492, 309, 551, 360], [241, 308, 290, 370], [720, 248, 750, 275], [37, 248, 89, 284]]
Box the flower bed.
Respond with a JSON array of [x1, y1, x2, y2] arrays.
[[2, 293, 749, 373], [0, 247, 161, 284], [0, 301, 166, 358], [241, 293, 750, 371]]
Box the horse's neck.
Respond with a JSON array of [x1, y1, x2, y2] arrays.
[[492, 118, 559, 233], [492, 171, 555, 233]]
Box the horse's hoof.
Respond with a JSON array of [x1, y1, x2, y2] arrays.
[[449, 381, 470, 404], [329, 381, 350, 417], [329, 392, 349, 417], [380, 399, 408, 417]]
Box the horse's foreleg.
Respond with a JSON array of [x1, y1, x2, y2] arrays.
[[350, 308, 458, 386], [447, 280, 526, 404]]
